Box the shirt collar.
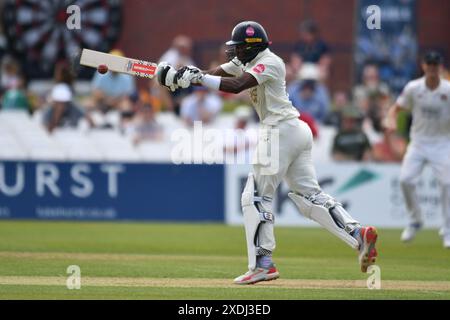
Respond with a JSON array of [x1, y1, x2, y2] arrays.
[[254, 48, 269, 61], [244, 48, 270, 66]]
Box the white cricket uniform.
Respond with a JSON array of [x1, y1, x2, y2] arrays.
[[396, 77, 450, 233], [221, 49, 357, 251]]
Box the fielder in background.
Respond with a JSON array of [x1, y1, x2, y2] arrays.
[[157, 21, 379, 285], [385, 51, 450, 248]]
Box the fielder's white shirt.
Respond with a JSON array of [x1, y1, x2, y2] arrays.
[[397, 77, 450, 142], [220, 49, 299, 125]]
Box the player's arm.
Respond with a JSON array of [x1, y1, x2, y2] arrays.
[[218, 72, 258, 94], [158, 63, 258, 93], [204, 66, 234, 77], [177, 67, 258, 94], [203, 58, 260, 92], [384, 82, 412, 132], [176, 55, 260, 93], [201, 65, 259, 93], [384, 103, 403, 132], [185, 67, 235, 89]]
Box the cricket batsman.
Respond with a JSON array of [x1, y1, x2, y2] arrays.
[[156, 21, 378, 284], [385, 51, 450, 248]]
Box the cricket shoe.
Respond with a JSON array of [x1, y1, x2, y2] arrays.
[[401, 222, 422, 242], [233, 265, 279, 285], [356, 226, 378, 273]]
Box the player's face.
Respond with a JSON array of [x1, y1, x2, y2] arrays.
[[422, 62, 441, 78], [225, 44, 247, 62], [235, 45, 247, 61]]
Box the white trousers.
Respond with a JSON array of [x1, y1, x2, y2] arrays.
[[400, 140, 450, 235], [252, 118, 331, 252]]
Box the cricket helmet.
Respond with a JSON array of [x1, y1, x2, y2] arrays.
[[225, 21, 270, 64]]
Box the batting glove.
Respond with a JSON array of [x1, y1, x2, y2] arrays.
[[175, 66, 203, 89], [156, 62, 179, 92]]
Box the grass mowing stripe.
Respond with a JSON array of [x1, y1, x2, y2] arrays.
[[1, 285, 450, 300], [0, 251, 244, 261], [1, 276, 450, 291]]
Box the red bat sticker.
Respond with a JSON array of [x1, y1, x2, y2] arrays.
[[131, 63, 156, 75]]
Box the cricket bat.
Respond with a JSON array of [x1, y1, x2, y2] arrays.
[[79, 49, 157, 78]]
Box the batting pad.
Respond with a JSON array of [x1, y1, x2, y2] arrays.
[[288, 192, 359, 249]]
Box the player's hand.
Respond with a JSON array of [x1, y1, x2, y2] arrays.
[[382, 116, 397, 133], [156, 62, 179, 92], [175, 65, 203, 89]]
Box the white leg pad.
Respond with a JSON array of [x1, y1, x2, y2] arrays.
[[288, 192, 359, 249], [241, 173, 260, 271], [241, 173, 274, 271]]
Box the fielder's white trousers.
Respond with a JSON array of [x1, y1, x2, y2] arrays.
[[399, 139, 450, 235], [252, 118, 324, 252]]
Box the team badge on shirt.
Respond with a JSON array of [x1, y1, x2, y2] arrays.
[[253, 64, 265, 74]]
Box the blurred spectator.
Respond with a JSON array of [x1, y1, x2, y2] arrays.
[[356, 26, 417, 94], [180, 86, 223, 126], [353, 64, 391, 132], [323, 90, 351, 128], [119, 90, 162, 134], [1, 78, 30, 112], [332, 107, 371, 162], [154, 35, 195, 114], [119, 104, 136, 135], [24, 61, 78, 112], [139, 86, 163, 113], [209, 44, 229, 70], [113, 91, 137, 132], [372, 128, 407, 163], [287, 63, 330, 123], [54, 62, 75, 88], [290, 20, 331, 81], [285, 64, 297, 86], [89, 49, 135, 113], [234, 106, 254, 130], [42, 84, 93, 133], [160, 35, 194, 69], [1, 56, 23, 94], [129, 103, 163, 145], [0, 24, 6, 60]]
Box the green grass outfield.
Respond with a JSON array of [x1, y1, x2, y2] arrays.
[[0, 220, 449, 299]]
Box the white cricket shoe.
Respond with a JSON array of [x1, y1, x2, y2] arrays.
[[233, 266, 279, 285], [401, 223, 422, 242]]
